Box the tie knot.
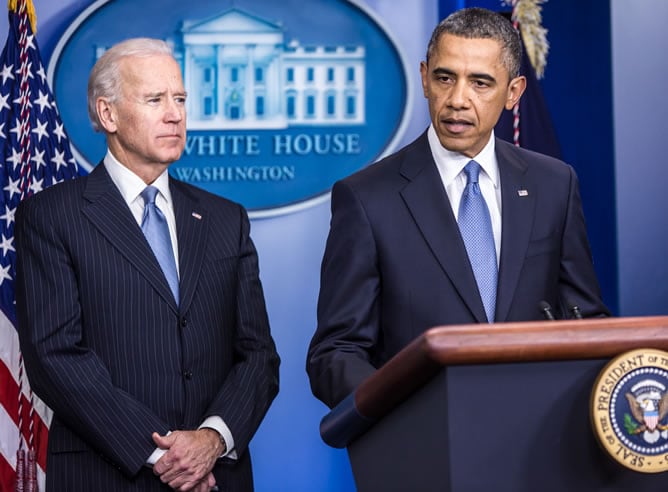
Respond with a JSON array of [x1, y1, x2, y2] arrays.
[[141, 186, 159, 206], [463, 160, 481, 184]]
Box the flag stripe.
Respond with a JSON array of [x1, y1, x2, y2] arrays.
[[0, 313, 21, 378], [0, 450, 17, 490], [0, 357, 20, 426], [0, 361, 49, 472], [0, 312, 50, 406], [0, 400, 18, 468]]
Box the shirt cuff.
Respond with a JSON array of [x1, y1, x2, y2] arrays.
[[200, 416, 237, 460], [146, 430, 172, 466], [146, 446, 166, 466]]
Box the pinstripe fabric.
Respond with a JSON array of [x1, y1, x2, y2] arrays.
[[14, 164, 279, 491]]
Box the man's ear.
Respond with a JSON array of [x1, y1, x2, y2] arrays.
[[96, 97, 118, 133], [419, 61, 429, 98], [505, 75, 527, 110]]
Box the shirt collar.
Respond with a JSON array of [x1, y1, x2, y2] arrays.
[[103, 150, 173, 206], [427, 124, 499, 188]]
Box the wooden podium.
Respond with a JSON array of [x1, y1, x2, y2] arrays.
[[320, 316, 668, 491]]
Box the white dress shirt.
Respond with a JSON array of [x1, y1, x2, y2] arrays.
[[427, 125, 502, 264]]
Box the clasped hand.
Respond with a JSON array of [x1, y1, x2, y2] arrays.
[[152, 429, 225, 491]]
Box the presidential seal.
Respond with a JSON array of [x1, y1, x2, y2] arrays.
[[591, 348, 668, 473]]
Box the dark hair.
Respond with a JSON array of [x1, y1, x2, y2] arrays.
[[425, 7, 522, 79]]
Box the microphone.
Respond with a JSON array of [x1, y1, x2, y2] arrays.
[[539, 301, 556, 321], [569, 304, 583, 319]]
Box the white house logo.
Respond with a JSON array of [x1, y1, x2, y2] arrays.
[[591, 348, 668, 473], [47, 0, 410, 217]]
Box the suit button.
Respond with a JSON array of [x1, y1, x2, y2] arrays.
[[180, 318, 187, 328], [184, 371, 193, 380]]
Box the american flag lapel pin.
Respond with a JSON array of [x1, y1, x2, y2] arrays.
[[517, 189, 529, 197], [191, 212, 202, 220]]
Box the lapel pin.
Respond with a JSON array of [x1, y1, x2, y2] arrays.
[[517, 190, 528, 197], [191, 212, 202, 220]]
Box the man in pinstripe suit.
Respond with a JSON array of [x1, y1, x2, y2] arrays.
[[15, 38, 279, 491]]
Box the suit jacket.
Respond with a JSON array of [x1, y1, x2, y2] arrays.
[[307, 131, 608, 408], [16, 163, 280, 491]]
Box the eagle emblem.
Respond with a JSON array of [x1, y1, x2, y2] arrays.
[[624, 379, 668, 444], [591, 349, 668, 473]]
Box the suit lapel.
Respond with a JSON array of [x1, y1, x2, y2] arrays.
[[399, 134, 488, 323], [82, 164, 178, 311], [495, 139, 535, 321], [171, 179, 207, 315]]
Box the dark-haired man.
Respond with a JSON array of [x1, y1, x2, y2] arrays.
[[307, 7, 608, 409]]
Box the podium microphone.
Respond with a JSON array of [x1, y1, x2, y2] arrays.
[[539, 301, 556, 321], [569, 304, 583, 319]]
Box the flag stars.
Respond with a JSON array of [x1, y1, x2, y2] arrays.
[[5, 146, 22, 167], [53, 121, 67, 143], [9, 118, 22, 138], [31, 118, 48, 142], [51, 148, 67, 170], [3, 176, 21, 199], [29, 177, 43, 194], [31, 147, 45, 168], [33, 90, 50, 113], [0, 64, 14, 85], [0, 233, 14, 257], [0, 92, 10, 112], [0, 263, 12, 286], [35, 63, 46, 84], [0, 205, 15, 227], [0, 10, 81, 310], [25, 34, 36, 51]]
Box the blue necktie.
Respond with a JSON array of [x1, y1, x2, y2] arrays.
[[458, 160, 497, 322], [141, 186, 179, 304]]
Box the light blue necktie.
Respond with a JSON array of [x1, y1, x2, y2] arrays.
[[141, 186, 179, 304], [458, 160, 497, 322]]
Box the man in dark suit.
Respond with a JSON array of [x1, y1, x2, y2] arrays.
[[16, 38, 279, 491], [307, 7, 609, 409]]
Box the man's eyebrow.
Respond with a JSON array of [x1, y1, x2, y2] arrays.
[[469, 72, 496, 83], [144, 91, 166, 98], [432, 67, 497, 84], [432, 67, 456, 77], [143, 90, 187, 98]]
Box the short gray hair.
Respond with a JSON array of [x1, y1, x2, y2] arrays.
[[87, 37, 174, 132], [425, 7, 522, 79]]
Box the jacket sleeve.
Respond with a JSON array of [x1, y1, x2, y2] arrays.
[[306, 180, 380, 409], [200, 204, 280, 455], [556, 166, 610, 318]]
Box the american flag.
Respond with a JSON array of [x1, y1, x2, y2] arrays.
[[0, 0, 79, 490]]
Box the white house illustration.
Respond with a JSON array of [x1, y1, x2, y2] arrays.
[[169, 7, 366, 130]]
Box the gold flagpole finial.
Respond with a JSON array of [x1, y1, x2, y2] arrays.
[[8, 0, 37, 34]]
